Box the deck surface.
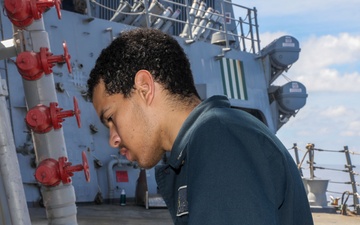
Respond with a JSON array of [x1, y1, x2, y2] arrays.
[[29, 203, 360, 225]]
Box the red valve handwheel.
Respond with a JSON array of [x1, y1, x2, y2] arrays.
[[73, 97, 81, 128], [29, 0, 40, 20], [82, 151, 90, 182], [63, 42, 72, 73], [32, 0, 61, 20], [54, 0, 62, 19]]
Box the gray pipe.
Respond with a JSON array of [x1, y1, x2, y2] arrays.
[[0, 78, 31, 225], [107, 157, 131, 201], [107, 158, 120, 201], [14, 18, 78, 225]]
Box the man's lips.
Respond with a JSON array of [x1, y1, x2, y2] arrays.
[[120, 147, 128, 156], [120, 147, 133, 161]]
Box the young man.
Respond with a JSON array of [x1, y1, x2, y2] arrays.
[[87, 28, 313, 225]]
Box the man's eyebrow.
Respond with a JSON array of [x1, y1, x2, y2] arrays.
[[99, 107, 110, 125]]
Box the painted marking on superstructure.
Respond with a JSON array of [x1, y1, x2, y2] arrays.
[[220, 58, 248, 100]]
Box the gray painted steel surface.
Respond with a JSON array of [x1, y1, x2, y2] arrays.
[[0, 0, 306, 224], [0, 78, 31, 225]]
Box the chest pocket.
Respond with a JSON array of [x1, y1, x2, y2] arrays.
[[176, 185, 188, 217]]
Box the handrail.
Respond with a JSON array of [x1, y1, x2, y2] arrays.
[[291, 143, 360, 215], [84, 0, 261, 54]]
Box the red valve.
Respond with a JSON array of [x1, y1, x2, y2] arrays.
[[62, 42, 72, 73], [73, 96, 81, 127], [25, 104, 52, 133], [16, 51, 44, 81], [35, 151, 91, 186], [16, 41, 72, 81], [4, 0, 62, 28], [50, 96, 81, 129], [25, 97, 81, 133], [35, 0, 62, 20]]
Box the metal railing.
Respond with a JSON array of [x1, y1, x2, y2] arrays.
[[292, 143, 360, 215], [81, 0, 261, 54]]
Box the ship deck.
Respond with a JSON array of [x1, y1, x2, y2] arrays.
[[29, 202, 360, 225]]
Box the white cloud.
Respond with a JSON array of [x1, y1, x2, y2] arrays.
[[320, 106, 349, 118], [295, 70, 360, 92], [296, 33, 360, 70], [342, 121, 360, 137], [239, 0, 360, 19], [274, 33, 360, 92], [317, 105, 360, 136], [349, 121, 360, 130]]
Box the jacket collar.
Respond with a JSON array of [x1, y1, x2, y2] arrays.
[[168, 95, 230, 168]]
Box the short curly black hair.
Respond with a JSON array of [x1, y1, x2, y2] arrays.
[[87, 28, 199, 100]]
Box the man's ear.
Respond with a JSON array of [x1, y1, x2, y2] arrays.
[[134, 70, 155, 105]]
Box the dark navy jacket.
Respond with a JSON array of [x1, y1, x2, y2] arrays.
[[155, 95, 313, 225]]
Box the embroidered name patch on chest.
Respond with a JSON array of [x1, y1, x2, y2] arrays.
[[176, 185, 188, 217]]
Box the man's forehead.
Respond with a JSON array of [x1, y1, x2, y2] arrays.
[[94, 79, 106, 92], [92, 80, 125, 107], [92, 81, 107, 107], [93, 80, 111, 100]]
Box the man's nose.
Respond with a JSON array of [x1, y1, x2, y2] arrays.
[[109, 128, 121, 148]]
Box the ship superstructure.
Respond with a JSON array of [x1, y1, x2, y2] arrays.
[[0, 0, 307, 224]]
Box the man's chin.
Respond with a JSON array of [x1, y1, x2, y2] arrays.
[[138, 164, 154, 170], [137, 161, 158, 170]]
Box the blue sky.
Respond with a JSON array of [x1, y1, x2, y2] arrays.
[[234, 1, 360, 165]]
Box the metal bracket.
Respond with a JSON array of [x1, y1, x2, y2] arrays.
[[105, 27, 114, 41], [184, 39, 195, 45], [214, 47, 231, 60], [13, 29, 30, 53], [0, 39, 17, 60]]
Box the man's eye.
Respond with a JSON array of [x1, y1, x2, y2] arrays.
[[107, 117, 113, 123]]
